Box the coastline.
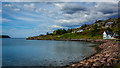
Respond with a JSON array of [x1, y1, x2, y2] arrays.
[[27, 38, 120, 67], [27, 39, 108, 44], [63, 39, 120, 67]]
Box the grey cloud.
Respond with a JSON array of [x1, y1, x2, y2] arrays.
[[61, 4, 87, 14], [94, 2, 118, 14], [55, 2, 118, 28], [55, 3, 87, 14]]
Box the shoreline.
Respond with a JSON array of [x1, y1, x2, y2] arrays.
[[63, 39, 120, 67], [27, 39, 110, 44], [26, 38, 120, 67]]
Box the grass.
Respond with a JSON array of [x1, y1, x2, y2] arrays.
[[27, 29, 103, 40]]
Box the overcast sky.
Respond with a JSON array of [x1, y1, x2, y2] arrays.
[[1, 2, 118, 38]]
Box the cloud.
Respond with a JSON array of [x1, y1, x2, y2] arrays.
[[0, 10, 2, 13], [35, 8, 46, 13], [15, 17, 41, 21], [2, 2, 118, 38], [4, 4, 13, 7], [13, 8, 20, 12], [2, 18, 12, 22], [1, 0, 118, 2], [3, 3, 21, 12], [94, 2, 118, 14], [55, 3, 87, 14], [23, 3, 35, 11], [55, 2, 118, 27], [54, 3, 64, 9], [24, 3, 35, 8], [50, 25, 67, 29]]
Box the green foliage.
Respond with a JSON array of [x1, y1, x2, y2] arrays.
[[53, 29, 67, 35], [117, 23, 120, 35], [102, 23, 106, 26], [61, 29, 67, 34], [112, 23, 120, 35], [67, 29, 72, 33], [56, 29, 61, 35], [92, 24, 99, 36], [46, 32, 53, 35], [117, 17, 120, 23], [111, 22, 116, 27], [81, 24, 88, 29], [95, 20, 103, 23], [106, 27, 112, 31], [46, 32, 49, 35], [93, 24, 98, 30], [108, 18, 112, 20], [39, 34, 44, 36]]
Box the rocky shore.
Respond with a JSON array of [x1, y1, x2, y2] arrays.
[[63, 39, 120, 67]]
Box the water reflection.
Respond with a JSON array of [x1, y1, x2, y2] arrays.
[[2, 38, 96, 66]]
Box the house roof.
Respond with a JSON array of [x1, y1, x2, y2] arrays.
[[77, 29, 83, 31], [105, 31, 115, 36]]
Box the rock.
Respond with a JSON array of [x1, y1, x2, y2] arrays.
[[106, 63, 111, 66], [93, 63, 100, 66], [64, 40, 120, 67], [79, 61, 85, 64], [107, 58, 113, 63], [72, 64, 77, 66]]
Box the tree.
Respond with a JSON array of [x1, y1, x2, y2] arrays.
[[67, 29, 72, 33], [39, 34, 44, 36], [46, 32, 49, 35], [108, 18, 112, 20], [91, 24, 98, 37], [81, 24, 88, 29], [91, 31, 96, 37], [53, 31, 57, 35], [62, 29, 67, 34], [111, 22, 116, 27], [95, 20, 103, 23], [106, 27, 112, 31], [56, 29, 61, 35], [53, 29, 67, 35], [118, 23, 120, 35], [116, 17, 120, 35], [93, 24, 98, 31], [102, 23, 106, 26]]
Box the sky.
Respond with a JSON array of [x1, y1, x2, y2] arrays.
[[1, 2, 118, 38]]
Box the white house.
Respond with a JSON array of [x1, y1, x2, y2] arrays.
[[72, 31, 76, 33], [77, 29, 83, 32], [72, 30, 83, 33], [103, 31, 115, 39], [105, 22, 113, 27]]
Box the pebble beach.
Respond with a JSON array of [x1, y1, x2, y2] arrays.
[[63, 39, 120, 67]]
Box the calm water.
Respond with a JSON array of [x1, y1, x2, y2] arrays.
[[2, 38, 96, 66]]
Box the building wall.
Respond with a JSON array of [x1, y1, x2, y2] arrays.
[[103, 32, 114, 39]]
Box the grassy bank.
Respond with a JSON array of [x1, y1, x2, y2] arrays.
[[27, 28, 106, 40]]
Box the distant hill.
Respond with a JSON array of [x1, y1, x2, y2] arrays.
[[0, 35, 11, 38], [27, 17, 120, 40]]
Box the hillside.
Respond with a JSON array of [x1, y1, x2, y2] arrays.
[[27, 17, 120, 40]]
